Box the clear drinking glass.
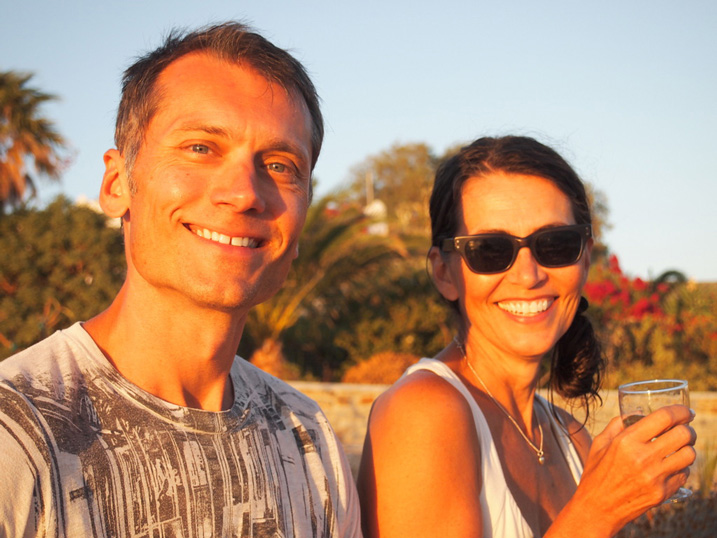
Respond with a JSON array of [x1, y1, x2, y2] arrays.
[[618, 379, 692, 502]]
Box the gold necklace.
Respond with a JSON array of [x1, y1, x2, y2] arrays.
[[454, 337, 545, 465]]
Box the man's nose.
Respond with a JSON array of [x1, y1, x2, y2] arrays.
[[210, 159, 267, 213]]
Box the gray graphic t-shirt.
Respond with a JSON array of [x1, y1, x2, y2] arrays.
[[0, 323, 361, 537]]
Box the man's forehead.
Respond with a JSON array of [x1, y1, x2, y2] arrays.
[[158, 52, 282, 98], [152, 52, 309, 120]]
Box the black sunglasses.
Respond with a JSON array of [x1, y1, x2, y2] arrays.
[[440, 224, 592, 274]]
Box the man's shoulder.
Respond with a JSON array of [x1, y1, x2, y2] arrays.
[[233, 357, 322, 415], [0, 322, 91, 398], [2, 321, 82, 363]]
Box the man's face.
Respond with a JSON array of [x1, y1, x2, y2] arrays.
[[119, 52, 313, 312]]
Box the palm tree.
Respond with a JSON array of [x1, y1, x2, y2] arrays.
[[247, 196, 408, 378], [0, 71, 68, 212]]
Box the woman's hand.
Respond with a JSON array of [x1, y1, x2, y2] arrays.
[[549, 404, 696, 538]]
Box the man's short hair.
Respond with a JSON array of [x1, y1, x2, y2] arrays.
[[115, 21, 324, 189]]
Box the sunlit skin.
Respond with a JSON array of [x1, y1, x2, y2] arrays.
[[358, 172, 696, 538], [441, 172, 592, 375], [84, 53, 314, 411], [434, 173, 592, 535]]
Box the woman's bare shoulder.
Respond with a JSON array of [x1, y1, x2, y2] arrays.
[[370, 367, 475, 430], [359, 365, 485, 537]]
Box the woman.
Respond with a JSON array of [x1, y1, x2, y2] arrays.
[[357, 136, 696, 538]]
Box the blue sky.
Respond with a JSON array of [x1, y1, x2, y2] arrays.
[[2, 0, 716, 281]]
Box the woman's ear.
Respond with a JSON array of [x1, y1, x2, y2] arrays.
[[428, 246, 460, 302], [99, 149, 131, 218]]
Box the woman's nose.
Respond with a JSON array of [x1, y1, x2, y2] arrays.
[[507, 246, 547, 287]]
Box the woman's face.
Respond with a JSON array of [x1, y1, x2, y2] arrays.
[[443, 172, 592, 361]]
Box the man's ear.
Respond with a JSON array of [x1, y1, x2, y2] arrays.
[[99, 149, 131, 218], [428, 246, 460, 302]]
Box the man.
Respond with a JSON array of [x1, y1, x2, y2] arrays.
[[0, 22, 361, 537]]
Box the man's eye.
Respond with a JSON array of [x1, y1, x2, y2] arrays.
[[268, 162, 288, 173], [191, 144, 210, 154]]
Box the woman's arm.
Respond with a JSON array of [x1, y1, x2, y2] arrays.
[[357, 371, 485, 538], [546, 404, 696, 538]]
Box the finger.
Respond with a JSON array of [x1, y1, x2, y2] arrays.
[[661, 445, 697, 474], [662, 466, 691, 500], [638, 441, 696, 480], [660, 404, 694, 425], [625, 405, 692, 442], [625, 422, 696, 473], [592, 416, 625, 450], [650, 423, 697, 454]]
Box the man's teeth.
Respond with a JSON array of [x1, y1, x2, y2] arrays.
[[194, 228, 258, 248], [497, 299, 551, 315]]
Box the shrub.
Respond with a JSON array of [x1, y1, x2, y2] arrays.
[[342, 351, 420, 384], [0, 197, 125, 359], [584, 255, 717, 390]]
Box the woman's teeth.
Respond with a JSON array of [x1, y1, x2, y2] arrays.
[[497, 299, 551, 315]]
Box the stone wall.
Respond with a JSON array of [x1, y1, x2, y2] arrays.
[[291, 381, 717, 486]]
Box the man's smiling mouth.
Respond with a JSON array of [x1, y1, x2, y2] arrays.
[[187, 225, 259, 248]]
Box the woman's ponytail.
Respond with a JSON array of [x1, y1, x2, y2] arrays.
[[549, 297, 606, 423]]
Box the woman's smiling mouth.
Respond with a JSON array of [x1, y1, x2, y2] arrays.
[[497, 298, 553, 316]]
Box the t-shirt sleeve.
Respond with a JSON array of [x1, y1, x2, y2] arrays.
[[313, 412, 363, 537], [0, 400, 50, 538], [335, 439, 363, 538]]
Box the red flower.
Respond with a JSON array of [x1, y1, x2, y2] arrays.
[[633, 278, 648, 292], [608, 254, 622, 275], [629, 298, 655, 319]]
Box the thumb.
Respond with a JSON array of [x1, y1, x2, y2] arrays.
[[590, 416, 625, 454]]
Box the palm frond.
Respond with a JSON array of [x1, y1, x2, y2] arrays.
[[0, 70, 68, 211]]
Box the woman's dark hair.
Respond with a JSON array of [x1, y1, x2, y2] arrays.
[[430, 135, 605, 416]]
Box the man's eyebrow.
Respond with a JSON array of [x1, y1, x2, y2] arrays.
[[262, 137, 310, 161], [174, 124, 228, 136]]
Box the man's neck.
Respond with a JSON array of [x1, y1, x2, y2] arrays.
[[84, 282, 247, 411]]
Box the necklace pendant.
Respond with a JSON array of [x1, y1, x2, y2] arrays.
[[456, 342, 548, 468]]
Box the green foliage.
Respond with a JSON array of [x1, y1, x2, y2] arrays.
[[0, 196, 125, 358], [585, 255, 717, 390], [0, 71, 69, 211], [331, 259, 451, 365], [342, 142, 439, 236], [276, 256, 453, 381], [342, 350, 420, 384]]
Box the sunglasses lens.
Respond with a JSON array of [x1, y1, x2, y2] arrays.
[[464, 236, 516, 273], [534, 229, 583, 267]]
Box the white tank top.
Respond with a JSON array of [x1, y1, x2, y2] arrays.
[[403, 358, 583, 538]]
